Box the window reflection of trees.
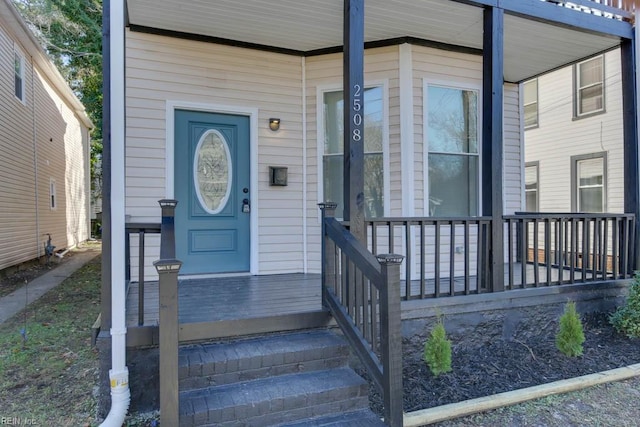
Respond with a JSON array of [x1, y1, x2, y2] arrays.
[[427, 87, 478, 217], [196, 133, 229, 212]]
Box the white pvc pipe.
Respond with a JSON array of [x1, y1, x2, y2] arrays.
[[100, 0, 130, 425]]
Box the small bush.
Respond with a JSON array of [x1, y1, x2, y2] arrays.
[[424, 319, 452, 376], [556, 301, 585, 357], [610, 274, 640, 338]]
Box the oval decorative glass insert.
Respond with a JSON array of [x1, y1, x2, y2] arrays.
[[193, 130, 232, 214]]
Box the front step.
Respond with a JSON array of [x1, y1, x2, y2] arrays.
[[178, 330, 382, 426]]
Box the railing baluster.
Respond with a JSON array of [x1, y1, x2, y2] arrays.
[[405, 221, 412, 299], [592, 218, 599, 281], [534, 219, 540, 287], [545, 218, 552, 285], [603, 218, 609, 278], [570, 218, 577, 284], [612, 217, 619, 279], [435, 221, 441, 297], [420, 221, 426, 298], [449, 221, 455, 296], [558, 218, 564, 285], [583, 218, 589, 279], [465, 220, 470, 294], [521, 219, 528, 287], [138, 230, 145, 326]]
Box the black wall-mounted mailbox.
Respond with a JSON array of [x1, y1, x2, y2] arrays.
[[269, 166, 288, 186]]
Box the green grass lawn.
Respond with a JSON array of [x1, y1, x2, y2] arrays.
[[0, 256, 101, 426]]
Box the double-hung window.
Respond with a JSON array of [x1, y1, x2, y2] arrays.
[[14, 49, 25, 102], [523, 79, 538, 129], [572, 153, 606, 213], [426, 84, 479, 217], [575, 56, 604, 117], [524, 162, 539, 212], [322, 86, 385, 219]]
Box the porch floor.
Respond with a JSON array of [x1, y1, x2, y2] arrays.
[[126, 262, 609, 328]]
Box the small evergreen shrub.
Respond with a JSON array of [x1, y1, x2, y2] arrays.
[[423, 319, 452, 376], [610, 274, 640, 338], [556, 301, 585, 357]]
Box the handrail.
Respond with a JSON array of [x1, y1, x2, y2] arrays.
[[320, 203, 404, 427], [540, 0, 635, 20], [125, 222, 161, 326]]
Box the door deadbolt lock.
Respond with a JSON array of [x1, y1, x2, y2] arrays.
[[242, 198, 251, 213]]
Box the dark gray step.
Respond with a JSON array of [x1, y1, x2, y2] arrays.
[[179, 367, 369, 426], [277, 409, 386, 426], [179, 330, 349, 389]]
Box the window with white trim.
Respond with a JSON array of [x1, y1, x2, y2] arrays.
[[575, 56, 604, 117], [49, 178, 57, 209], [523, 79, 538, 129], [525, 162, 539, 212], [14, 49, 25, 102], [322, 86, 384, 219], [426, 84, 479, 217], [572, 153, 606, 213]]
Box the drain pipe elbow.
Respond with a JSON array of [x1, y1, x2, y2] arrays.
[[99, 367, 130, 427]]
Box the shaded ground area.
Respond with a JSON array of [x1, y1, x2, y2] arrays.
[[0, 241, 101, 298], [365, 313, 640, 417]]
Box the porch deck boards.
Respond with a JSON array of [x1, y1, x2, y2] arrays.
[[126, 263, 607, 328], [126, 273, 322, 327]]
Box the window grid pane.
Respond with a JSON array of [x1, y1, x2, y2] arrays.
[[427, 85, 479, 216], [322, 86, 384, 218], [577, 57, 604, 116], [577, 157, 604, 213]]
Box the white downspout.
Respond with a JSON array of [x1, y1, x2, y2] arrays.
[[100, 0, 129, 425]]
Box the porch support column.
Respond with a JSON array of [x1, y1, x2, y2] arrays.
[[343, 0, 366, 242], [482, 6, 505, 292], [621, 33, 640, 271]]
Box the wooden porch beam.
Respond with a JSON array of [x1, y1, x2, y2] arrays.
[[621, 35, 640, 271], [482, 6, 505, 292], [343, 0, 365, 242], [452, 0, 632, 40]]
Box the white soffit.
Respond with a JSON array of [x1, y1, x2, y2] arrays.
[[126, 0, 622, 82], [504, 14, 620, 82]]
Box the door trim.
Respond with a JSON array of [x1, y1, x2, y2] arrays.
[[166, 101, 259, 275]]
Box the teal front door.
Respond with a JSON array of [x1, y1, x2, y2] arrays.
[[174, 110, 250, 274]]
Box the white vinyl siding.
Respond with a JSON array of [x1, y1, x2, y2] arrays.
[[125, 30, 304, 276], [525, 50, 622, 214]]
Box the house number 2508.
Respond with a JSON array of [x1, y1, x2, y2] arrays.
[[352, 84, 362, 141]]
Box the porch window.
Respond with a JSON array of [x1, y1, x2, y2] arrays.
[[572, 152, 606, 213], [525, 162, 539, 211], [322, 86, 384, 219], [14, 50, 25, 102], [426, 85, 479, 217], [575, 56, 604, 117], [523, 79, 538, 129]]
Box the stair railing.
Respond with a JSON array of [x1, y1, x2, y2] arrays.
[[154, 199, 182, 427], [319, 203, 404, 427]]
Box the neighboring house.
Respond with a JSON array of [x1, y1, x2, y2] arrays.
[[524, 49, 624, 215], [0, 0, 92, 272], [99, 1, 639, 426]]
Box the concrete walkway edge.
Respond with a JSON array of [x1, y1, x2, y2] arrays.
[[0, 249, 100, 324], [404, 363, 640, 426]]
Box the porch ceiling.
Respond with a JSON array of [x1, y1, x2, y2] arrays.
[[126, 0, 623, 82]]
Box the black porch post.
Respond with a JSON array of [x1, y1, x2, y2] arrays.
[[343, 0, 366, 243], [482, 6, 505, 292], [621, 36, 640, 271]]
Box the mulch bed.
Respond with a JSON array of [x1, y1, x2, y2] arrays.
[[364, 312, 640, 414]]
